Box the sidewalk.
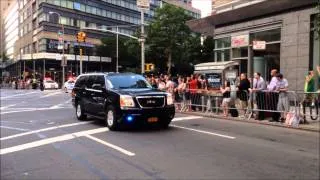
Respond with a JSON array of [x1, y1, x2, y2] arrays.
[[180, 111, 320, 132]]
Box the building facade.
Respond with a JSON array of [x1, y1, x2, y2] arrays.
[[189, 0, 319, 91], [1, 0, 15, 58], [212, 0, 266, 14], [3, 0, 200, 83], [4, 0, 161, 83], [162, 0, 200, 18]]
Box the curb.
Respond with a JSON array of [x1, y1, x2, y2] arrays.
[[179, 111, 320, 133]]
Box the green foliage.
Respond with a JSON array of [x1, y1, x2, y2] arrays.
[[200, 36, 215, 62], [146, 4, 201, 74], [96, 36, 139, 71], [0, 53, 9, 62], [313, 0, 320, 39]]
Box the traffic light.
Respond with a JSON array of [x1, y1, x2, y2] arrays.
[[145, 63, 154, 72], [77, 31, 86, 42]]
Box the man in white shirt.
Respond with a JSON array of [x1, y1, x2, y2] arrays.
[[267, 69, 279, 91], [267, 69, 281, 122], [276, 73, 289, 121]]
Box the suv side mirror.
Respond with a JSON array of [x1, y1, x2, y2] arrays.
[[92, 84, 102, 90]]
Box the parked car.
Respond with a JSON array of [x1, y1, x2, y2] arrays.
[[71, 72, 175, 130], [64, 79, 75, 93], [44, 79, 59, 89]]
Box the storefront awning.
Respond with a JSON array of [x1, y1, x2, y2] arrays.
[[187, 0, 317, 35], [194, 61, 239, 74]]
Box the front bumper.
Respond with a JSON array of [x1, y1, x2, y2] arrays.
[[118, 105, 175, 125]]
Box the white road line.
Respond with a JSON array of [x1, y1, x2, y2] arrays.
[[0, 106, 72, 115], [50, 99, 72, 109], [172, 116, 203, 122], [0, 121, 93, 141], [0, 104, 18, 110], [40, 91, 62, 98], [85, 134, 135, 156], [0, 126, 30, 132], [0, 92, 38, 99], [0, 127, 108, 155], [171, 125, 236, 139]]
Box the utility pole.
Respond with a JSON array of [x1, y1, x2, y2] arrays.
[[140, 9, 145, 74], [116, 26, 119, 73], [49, 12, 65, 88]]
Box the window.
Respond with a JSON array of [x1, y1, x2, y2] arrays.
[[86, 5, 91, 13], [232, 47, 248, 59], [74, 2, 81, 10], [61, 0, 67, 8], [80, 3, 85, 11], [60, 17, 67, 25], [250, 28, 281, 43], [53, 0, 60, 6], [67, 1, 73, 9], [107, 11, 111, 18], [89, 23, 96, 28], [77, 20, 85, 28], [215, 37, 231, 49], [91, 7, 97, 14], [96, 8, 102, 16], [102, 9, 106, 17], [214, 49, 230, 62], [75, 76, 87, 88], [95, 76, 105, 86]]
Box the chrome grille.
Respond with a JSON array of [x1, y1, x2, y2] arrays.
[[136, 96, 165, 108]]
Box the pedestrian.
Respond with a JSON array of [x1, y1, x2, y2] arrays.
[[236, 73, 250, 118], [221, 81, 231, 117], [158, 79, 166, 91], [249, 72, 266, 120], [174, 77, 186, 110], [189, 74, 198, 111], [276, 73, 289, 122], [267, 69, 281, 122]]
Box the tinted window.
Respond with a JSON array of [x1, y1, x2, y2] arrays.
[[107, 75, 152, 89], [87, 76, 96, 88], [75, 76, 87, 88], [95, 75, 105, 86]]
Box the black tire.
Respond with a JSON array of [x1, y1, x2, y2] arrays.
[[159, 118, 172, 129], [105, 106, 119, 131], [76, 101, 87, 120]]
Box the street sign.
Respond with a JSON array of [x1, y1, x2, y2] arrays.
[[253, 41, 266, 50], [137, 0, 150, 10]]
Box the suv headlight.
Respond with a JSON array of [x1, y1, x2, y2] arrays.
[[120, 95, 135, 108], [167, 93, 174, 105]]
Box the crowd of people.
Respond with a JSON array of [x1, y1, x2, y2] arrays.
[[145, 69, 295, 122]]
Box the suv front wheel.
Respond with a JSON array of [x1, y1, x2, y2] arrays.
[[105, 106, 118, 131], [76, 101, 87, 120]]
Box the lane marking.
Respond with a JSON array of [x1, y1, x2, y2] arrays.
[[0, 127, 108, 155], [0, 104, 18, 110], [171, 125, 236, 139], [172, 116, 203, 122], [50, 99, 72, 109], [0, 121, 93, 141], [0, 92, 38, 99], [40, 91, 62, 98], [0, 120, 32, 124], [0, 126, 30, 132], [85, 134, 135, 156], [0, 106, 72, 115]]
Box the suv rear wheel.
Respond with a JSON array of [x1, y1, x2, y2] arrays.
[[76, 101, 87, 120], [106, 106, 118, 131]]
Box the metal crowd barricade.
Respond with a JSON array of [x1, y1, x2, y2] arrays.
[[174, 89, 308, 122], [295, 91, 320, 121]]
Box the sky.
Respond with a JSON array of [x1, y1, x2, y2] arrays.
[[192, 0, 212, 18]]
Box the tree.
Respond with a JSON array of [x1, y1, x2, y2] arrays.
[[146, 4, 199, 74], [200, 36, 215, 62], [96, 36, 139, 72]]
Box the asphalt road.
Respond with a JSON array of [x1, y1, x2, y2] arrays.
[[1, 89, 319, 180]]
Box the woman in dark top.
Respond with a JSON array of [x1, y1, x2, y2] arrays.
[[237, 73, 250, 116], [220, 81, 231, 117]]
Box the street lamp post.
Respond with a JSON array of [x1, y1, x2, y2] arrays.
[[116, 26, 119, 73], [140, 9, 145, 74], [49, 11, 65, 89]]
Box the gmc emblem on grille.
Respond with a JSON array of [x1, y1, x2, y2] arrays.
[[147, 100, 156, 104]]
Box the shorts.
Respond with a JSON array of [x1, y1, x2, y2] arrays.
[[236, 99, 248, 110], [222, 98, 231, 106]]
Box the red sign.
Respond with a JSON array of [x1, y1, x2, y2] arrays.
[[253, 41, 266, 50], [231, 35, 249, 47]]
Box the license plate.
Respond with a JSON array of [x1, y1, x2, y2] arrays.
[[148, 117, 158, 123]]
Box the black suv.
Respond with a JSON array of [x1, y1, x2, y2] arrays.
[[72, 73, 175, 130]]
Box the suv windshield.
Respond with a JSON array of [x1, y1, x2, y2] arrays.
[[107, 75, 152, 89]]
